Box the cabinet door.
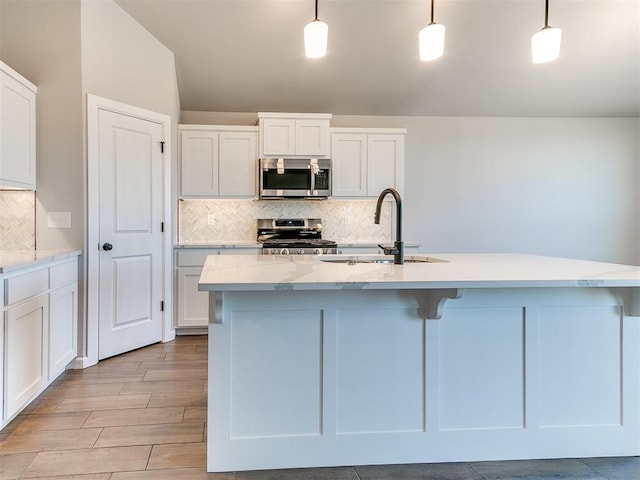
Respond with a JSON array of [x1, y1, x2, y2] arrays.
[[261, 118, 296, 156], [295, 119, 330, 157], [181, 130, 219, 195], [331, 133, 367, 197], [367, 134, 404, 196], [0, 71, 36, 189], [176, 267, 209, 328], [218, 131, 257, 197], [4, 295, 48, 419], [49, 283, 77, 380]]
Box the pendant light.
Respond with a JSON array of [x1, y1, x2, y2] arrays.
[[419, 0, 445, 61], [304, 0, 328, 59], [531, 0, 562, 63]]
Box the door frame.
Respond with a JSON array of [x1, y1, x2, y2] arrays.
[[85, 94, 174, 368]]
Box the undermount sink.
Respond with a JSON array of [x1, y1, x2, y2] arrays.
[[317, 255, 447, 265]]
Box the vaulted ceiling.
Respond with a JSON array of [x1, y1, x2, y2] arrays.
[[115, 0, 639, 117]]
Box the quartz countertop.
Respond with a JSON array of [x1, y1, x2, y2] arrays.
[[199, 253, 640, 291], [337, 243, 421, 248], [175, 243, 261, 249], [0, 249, 82, 273]]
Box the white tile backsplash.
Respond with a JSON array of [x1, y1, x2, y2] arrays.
[[178, 199, 393, 245], [0, 190, 35, 250]]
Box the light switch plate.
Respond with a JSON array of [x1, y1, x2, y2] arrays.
[[47, 212, 72, 229], [207, 213, 216, 226]]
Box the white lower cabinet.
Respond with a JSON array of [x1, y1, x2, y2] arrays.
[[175, 248, 260, 329], [48, 282, 78, 380], [1, 256, 78, 429], [177, 266, 210, 328], [4, 295, 48, 419]]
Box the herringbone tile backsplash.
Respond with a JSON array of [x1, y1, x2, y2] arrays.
[[0, 190, 35, 250], [178, 199, 393, 245]]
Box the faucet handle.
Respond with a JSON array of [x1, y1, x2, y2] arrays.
[[378, 244, 398, 255]]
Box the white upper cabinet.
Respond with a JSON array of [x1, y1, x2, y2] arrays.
[[331, 128, 405, 197], [180, 125, 258, 197], [0, 61, 37, 190], [258, 112, 331, 158], [331, 133, 367, 196], [366, 133, 405, 196]]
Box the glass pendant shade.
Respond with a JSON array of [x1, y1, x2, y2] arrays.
[[531, 26, 562, 63], [304, 19, 328, 58], [419, 23, 446, 61]]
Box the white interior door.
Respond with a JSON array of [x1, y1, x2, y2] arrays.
[[97, 109, 164, 360]]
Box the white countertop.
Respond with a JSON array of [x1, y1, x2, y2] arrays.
[[0, 249, 82, 273], [175, 243, 420, 249], [198, 253, 640, 291], [175, 243, 261, 249]]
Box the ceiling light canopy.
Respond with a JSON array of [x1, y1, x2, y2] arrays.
[[419, 0, 445, 61], [531, 0, 562, 63], [304, 0, 328, 59]]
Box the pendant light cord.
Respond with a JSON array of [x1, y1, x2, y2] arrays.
[[544, 0, 549, 28], [430, 0, 435, 24], [315, 0, 319, 21]]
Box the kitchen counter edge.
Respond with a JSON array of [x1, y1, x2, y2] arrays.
[[0, 249, 82, 273]]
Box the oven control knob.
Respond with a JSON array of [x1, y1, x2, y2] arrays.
[[297, 249, 305, 255], [313, 248, 322, 255], [280, 248, 289, 255]]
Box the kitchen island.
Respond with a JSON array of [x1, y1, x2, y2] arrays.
[[199, 253, 640, 472]]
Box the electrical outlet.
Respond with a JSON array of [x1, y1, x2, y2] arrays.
[[207, 213, 216, 226], [343, 215, 351, 225]]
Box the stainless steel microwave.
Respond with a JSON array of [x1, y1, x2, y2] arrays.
[[259, 158, 331, 199]]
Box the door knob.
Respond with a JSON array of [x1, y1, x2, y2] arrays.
[[102, 243, 113, 251]]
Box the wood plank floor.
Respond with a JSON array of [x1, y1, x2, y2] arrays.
[[1, 335, 639, 479]]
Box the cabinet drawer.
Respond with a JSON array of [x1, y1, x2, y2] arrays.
[[177, 250, 218, 267], [176, 249, 260, 266], [5, 268, 48, 306], [50, 260, 78, 289]]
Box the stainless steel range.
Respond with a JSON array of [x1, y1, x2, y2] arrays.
[[258, 218, 337, 255]]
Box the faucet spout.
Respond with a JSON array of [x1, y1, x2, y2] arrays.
[[374, 188, 404, 265]]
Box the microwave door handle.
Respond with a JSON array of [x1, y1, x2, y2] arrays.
[[310, 169, 315, 195], [309, 160, 319, 195]]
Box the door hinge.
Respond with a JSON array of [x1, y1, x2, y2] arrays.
[[160, 141, 165, 153], [161, 222, 164, 232], [161, 300, 165, 312]]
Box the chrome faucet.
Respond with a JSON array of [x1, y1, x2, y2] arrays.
[[374, 187, 404, 265]]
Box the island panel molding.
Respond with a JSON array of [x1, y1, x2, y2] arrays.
[[200, 254, 640, 471]]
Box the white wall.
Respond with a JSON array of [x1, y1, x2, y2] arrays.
[[409, 117, 639, 264], [80, 0, 180, 121], [182, 111, 640, 265], [0, 0, 84, 251]]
